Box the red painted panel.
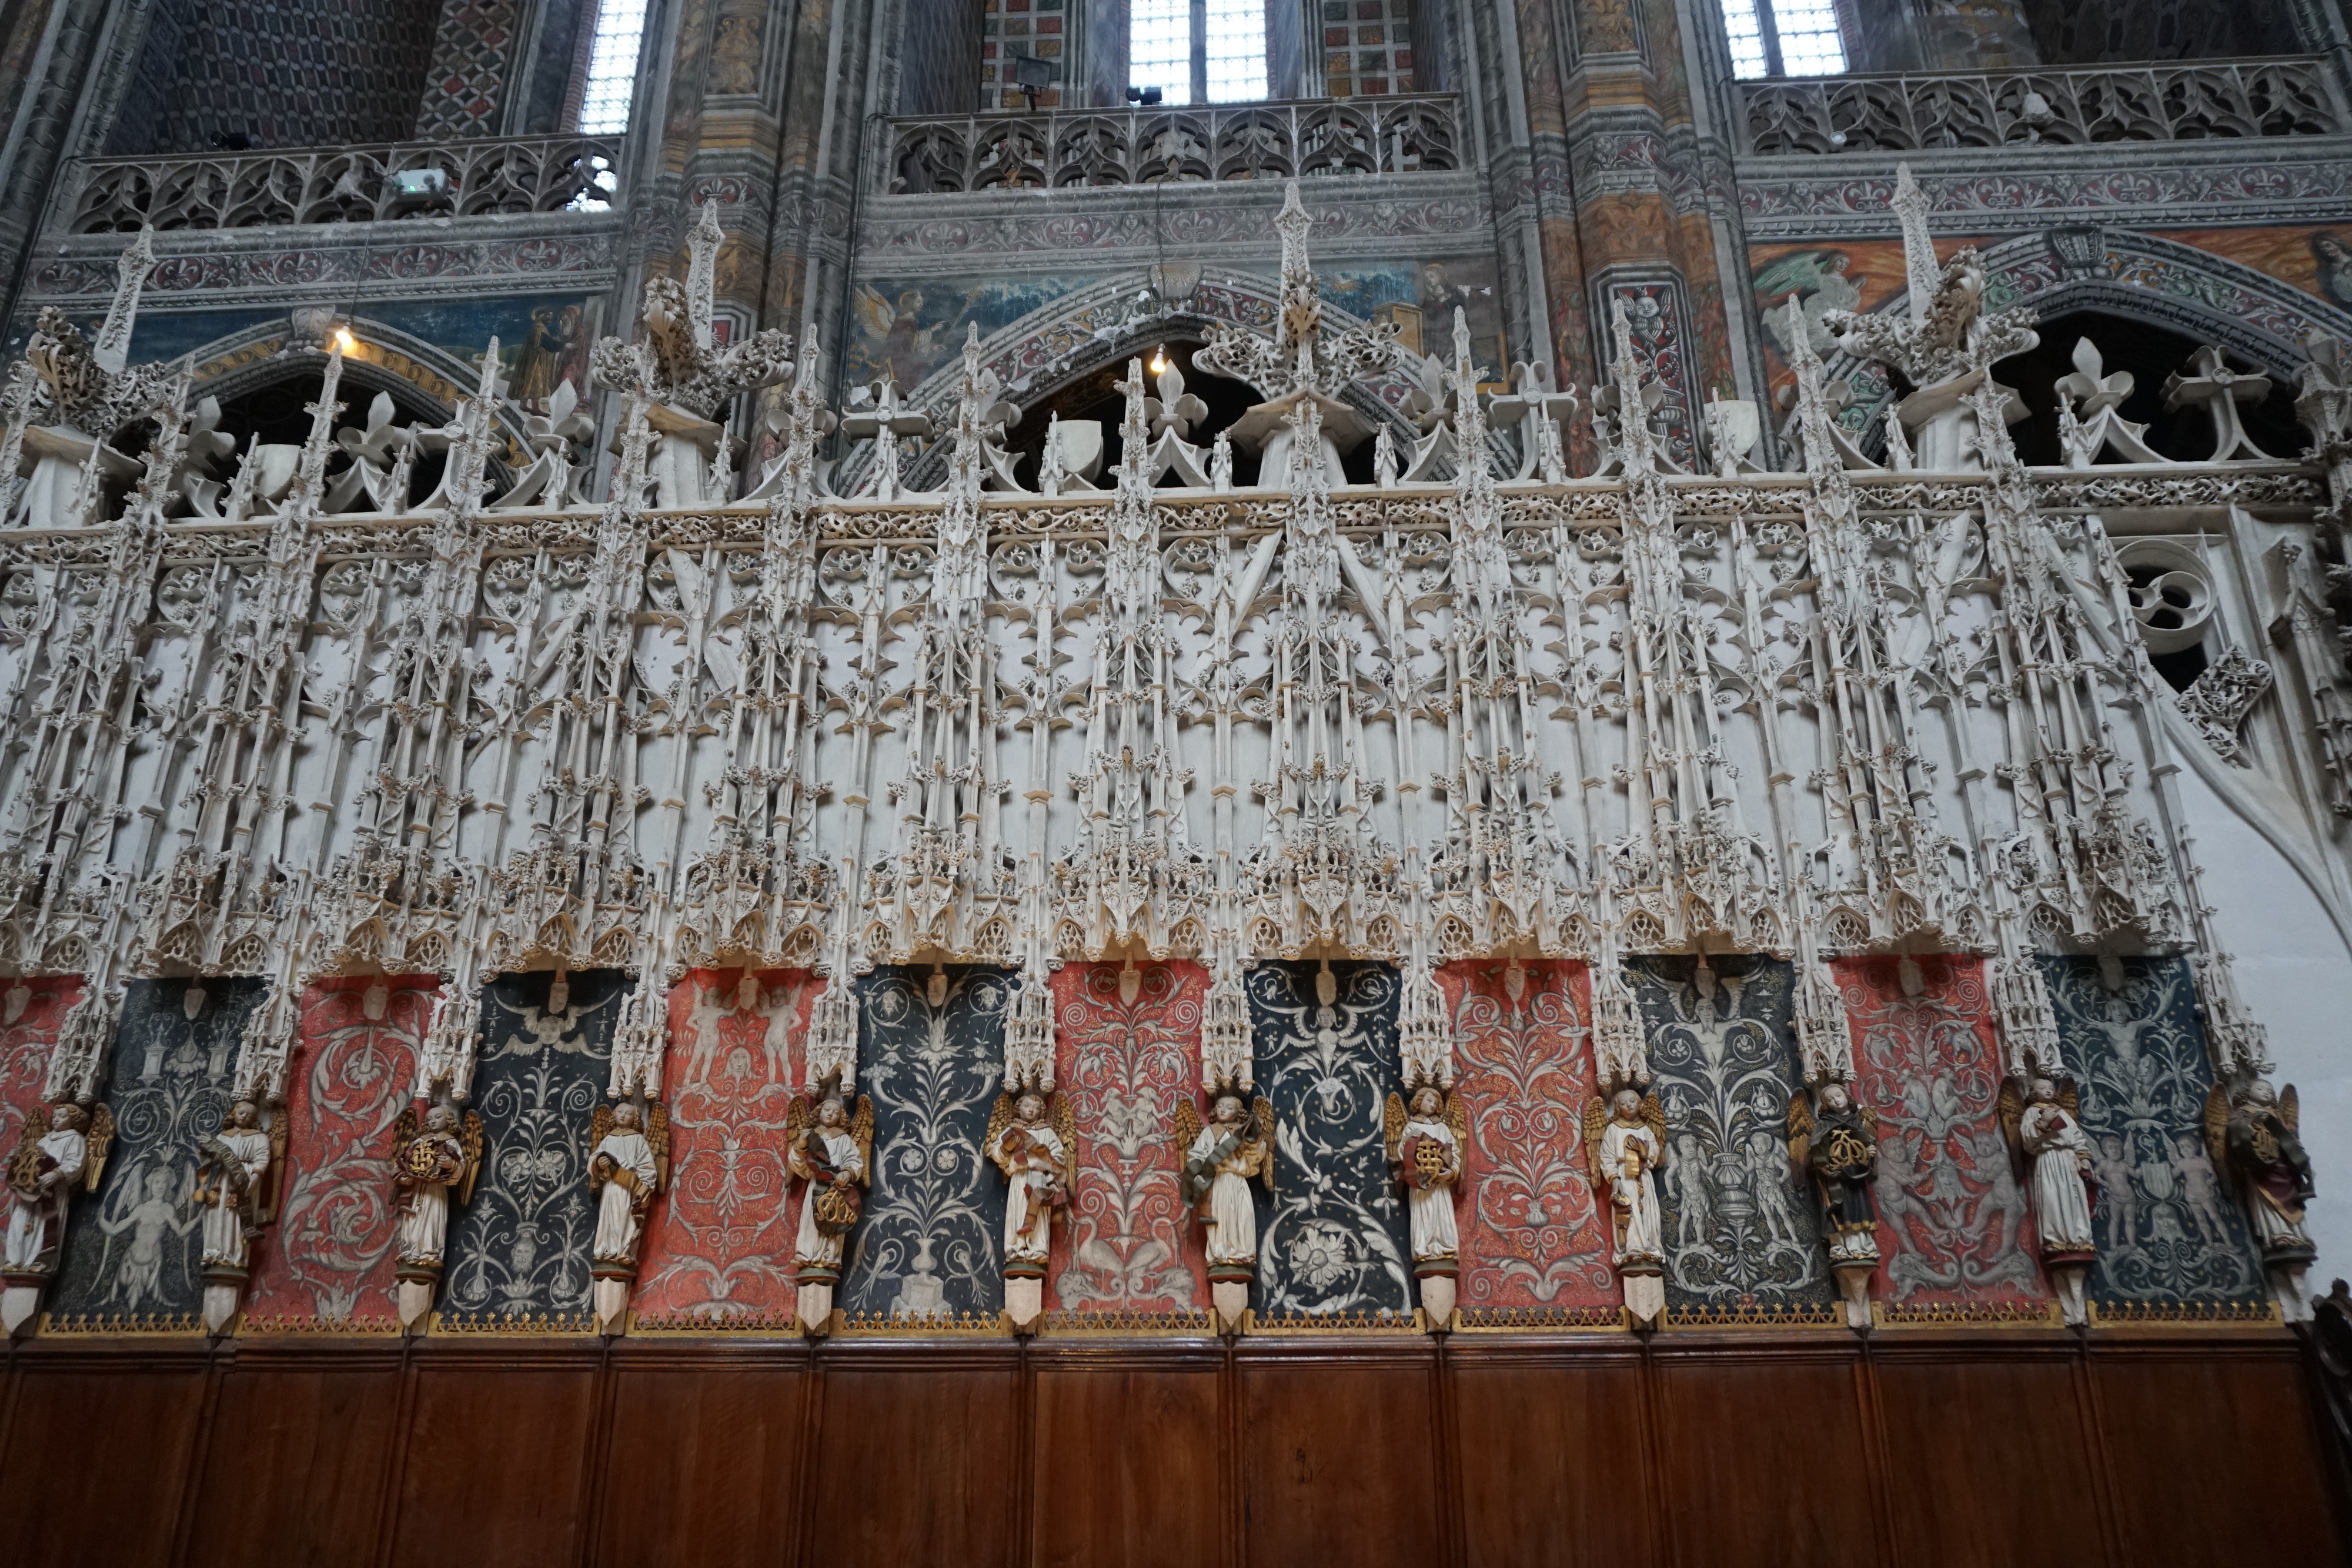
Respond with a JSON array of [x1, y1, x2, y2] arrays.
[[634, 968, 818, 1326], [0, 977, 82, 1154], [243, 976, 435, 1328], [1045, 961, 1208, 1316], [1439, 959, 1617, 1319]]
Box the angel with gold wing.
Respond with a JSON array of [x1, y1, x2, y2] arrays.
[[2, 1101, 98, 1273], [1581, 1087, 1668, 1269], [1173, 1091, 1275, 1278], [1385, 1086, 1466, 1271], [2209, 1078, 2317, 1263], [785, 1081, 872, 1283], [988, 1088, 1077, 1275], [1999, 1076, 2096, 1261], [390, 1102, 481, 1271], [1788, 1081, 1879, 1265], [587, 1099, 666, 1268]]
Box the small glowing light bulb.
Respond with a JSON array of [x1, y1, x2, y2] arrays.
[[332, 327, 358, 355], [1150, 349, 1168, 376]]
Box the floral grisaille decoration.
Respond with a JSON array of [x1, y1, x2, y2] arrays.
[[49, 979, 262, 1326], [439, 971, 624, 1328], [1248, 961, 1411, 1319], [2040, 955, 2264, 1310], [841, 967, 1009, 1322], [1629, 956, 1829, 1315]]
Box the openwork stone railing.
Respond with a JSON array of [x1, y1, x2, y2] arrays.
[[1740, 56, 2347, 154], [64, 133, 622, 233], [886, 93, 1459, 193]]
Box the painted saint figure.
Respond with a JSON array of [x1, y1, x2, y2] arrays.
[[390, 1102, 483, 1329], [1789, 1081, 1881, 1327], [2000, 1076, 2097, 1325], [2208, 1078, 2317, 1315]]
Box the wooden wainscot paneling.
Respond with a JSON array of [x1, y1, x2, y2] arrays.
[[2091, 1342, 2345, 1567], [1655, 1340, 1882, 1568], [593, 1346, 810, 1568], [0, 1350, 211, 1568], [1029, 1345, 1225, 1568], [1237, 1342, 1446, 1567], [383, 1345, 601, 1568], [1870, 1341, 2110, 1568], [183, 1346, 405, 1568], [1449, 1343, 1656, 1568], [804, 1344, 1021, 1568]]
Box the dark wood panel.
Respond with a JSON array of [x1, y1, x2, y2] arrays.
[[185, 1363, 403, 1568], [2094, 1349, 2343, 1568], [806, 1359, 1020, 1568], [595, 1364, 807, 1568], [0, 1363, 208, 1568], [1874, 1353, 2109, 1568], [386, 1362, 599, 1568], [1030, 1363, 1222, 1568], [1657, 1350, 1879, 1568], [1238, 1354, 1444, 1567], [1453, 1355, 1656, 1568]]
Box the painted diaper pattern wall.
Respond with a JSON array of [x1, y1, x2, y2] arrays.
[[1045, 960, 1208, 1318], [633, 968, 818, 1326], [242, 975, 437, 1327], [437, 969, 627, 1329], [1248, 961, 1411, 1320], [49, 978, 263, 1328], [840, 967, 1011, 1322], [1436, 959, 1615, 1319]]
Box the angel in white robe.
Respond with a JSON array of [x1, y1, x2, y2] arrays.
[[787, 1092, 871, 1281], [1178, 1095, 1274, 1273], [195, 1099, 275, 1271], [4, 1103, 92, 1272], [1588, 1089, 1668, 1268], [1386, 1087, 1464, 1268], [393, 1105, 476, 1270], [589, 1102, 662, 1266], [2013, 1078, 2096, 1256], [988, 1091, 1072, 1271]]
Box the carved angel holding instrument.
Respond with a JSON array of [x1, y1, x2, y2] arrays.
[[4, 1101, 107, 1275], [1787, 1081, 1879, 1264], [987, 1088, 1075, 1276], [391, 1103, 483, 1271], [587, 1099, 669, 1268], [1384, 1085, 1465, 1273], [1173, 1092, 1275, 1281], [785, 1081, 873, 1284]]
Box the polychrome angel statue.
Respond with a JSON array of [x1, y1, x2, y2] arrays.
[[1174, 1089, 1274, 1330], [1582, 1087, 1668, 1325], [192, 1098, 284, 1333], [1385, 1086, 1465, 1273], [2209, 1077, 2318, 1316], [1789, 1081, 1879, 1328], [785, 1080, 871, 1335], [390, 1102, 482, 1332], [1999, 1075, 2096, 1325], [587, 1099, 670, 1268], [988, 1086, 1074, 1330], [2, 1101, 107, 1335]]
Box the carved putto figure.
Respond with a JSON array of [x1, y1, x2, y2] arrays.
[[2207, 1077, 2317, 1317], [1999, 1075, 2097, 1325], [2, 1101, 106, 1333], [987, 1086, 1074, 1330], [785, 1082, 872, 1335], [389, 1102, 483, 1332], [1174, 1089, 1275, 1331], [1582, 1086, 1668, 1325], [586, 1098, 669, 1333], [1788, 1081, 1880, 1328], [1384, 1084, 1465, 1322]]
